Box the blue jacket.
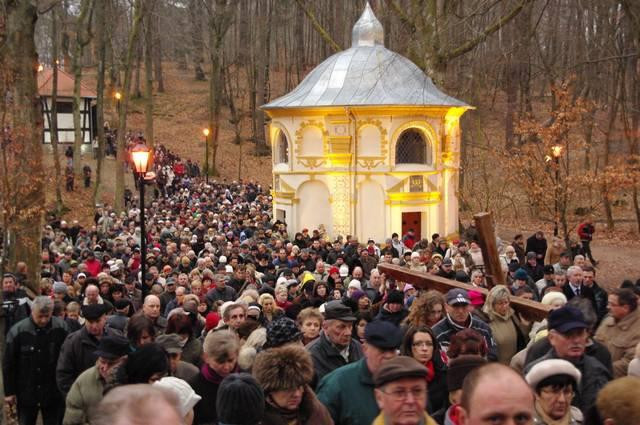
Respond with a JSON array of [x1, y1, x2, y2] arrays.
[[316, 358, 378, 425]]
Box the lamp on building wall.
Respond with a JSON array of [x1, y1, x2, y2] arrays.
[[131, 143, 152, 284]]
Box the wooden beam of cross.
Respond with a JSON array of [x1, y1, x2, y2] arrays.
[[377, 263, 551, 322]]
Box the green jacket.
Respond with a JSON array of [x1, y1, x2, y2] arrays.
[[316, 358, 378, 425], [63, 365, 105, 425]]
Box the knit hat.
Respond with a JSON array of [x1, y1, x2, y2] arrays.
[[514, 268, 529, 281], [205, 312, 221, 331], [447, 355, 487, 392], [339, 264, 349, 277], [216, 373, 265, 425], [253, 345, 314, 393], [263, 316, 302, 349], [525, 359, 581, 390], [348, 279, 362, 291], [125, 343, 169, 384], [541, 291, 567, 307], [387, 290, 404, 305], [154, 377, 202, 417]]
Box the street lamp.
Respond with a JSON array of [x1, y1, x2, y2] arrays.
[[552, 145, 562, 237], [131, 143, 152, 285], [114, 91, 122, 114], [203, 128, 210, 183]]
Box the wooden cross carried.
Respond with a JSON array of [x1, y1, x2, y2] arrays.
[[378, 211, 551, 321], [378, 263, 551, 321]]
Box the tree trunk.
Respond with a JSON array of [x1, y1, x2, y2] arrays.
[[50, 6, 64, 214], [207, 0, 235, 176], [93, 0, 107, 205], [153, 8, 165, 93], [114, 0, 144, 212], [189, 0, 206, 81], [144, 0, 155, 146], [2, 0, 45, 294], [72, 0, 94, 178]]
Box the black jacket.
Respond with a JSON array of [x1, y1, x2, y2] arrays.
[[56, 325, 121, 397], [432, 314, 498, 361], [307, 331, 363, 384], [3, 316, 69, 406]]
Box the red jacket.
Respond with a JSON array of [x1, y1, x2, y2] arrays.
[[84, 259, 101, 277]]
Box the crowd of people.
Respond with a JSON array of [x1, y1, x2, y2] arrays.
[[2, 143, 640, 425]]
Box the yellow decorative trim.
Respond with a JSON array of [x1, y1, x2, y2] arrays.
[[295, 120, 329, 168], [327, 153, 352, 166], [269, 123, 293, 170], [272, 191, 295, 199], [387, 192, 441, 202], [356, 119, 388, 169]]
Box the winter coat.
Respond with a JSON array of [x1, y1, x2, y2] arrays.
[[307, 331, 363, 384], [371, 411, 438, 425], [432, 314, 498, 361], [588, 282, 609, 325], [524, 349, 611, 414], [189, 364, 229, 425], [56, 326, 121, 397], [181, 336, 203, 367], [533, 404, 583, 425], [375, 306, 408, 327], [485, 311, 530, 364], [63, 366, 105, 425], [261, 387, 334, 425], [594, 307, 640, 378], [3, 316, 69, 407], [316, 358, 379, 425]]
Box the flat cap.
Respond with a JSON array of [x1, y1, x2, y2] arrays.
[[81, 303, 110, 320], [156, 334, 183, 354], [374, 356, 428, 387], [94, 335, 131, 360], [323, 300, 356, 322], [364, 320, 403, 350]]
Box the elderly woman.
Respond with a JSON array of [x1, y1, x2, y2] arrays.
[[482, 285, 530, 364], [189, 330, 240, 425], [401, 325, 447, 414], [525, 359, 583, 424], [406, 290, 446, 328], [253, 345, 333, 425]]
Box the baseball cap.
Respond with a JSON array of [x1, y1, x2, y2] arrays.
[[547, 305, 588, 334], [446, 288, 471, 305]]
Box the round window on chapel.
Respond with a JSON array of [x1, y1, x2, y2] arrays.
[[395, 129, 430, 165]]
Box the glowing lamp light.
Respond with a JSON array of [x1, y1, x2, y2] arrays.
[[203, 128, 210, 137], [114, 92, 122, 101], [551, 145, 562, 158], [131, 144, 152, 175], [37, 64, 44, 72]]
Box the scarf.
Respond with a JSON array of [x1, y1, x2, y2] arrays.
[[534, 400, 571, 425], [425, 360, 435, 383], [200, 363, 236, 385]]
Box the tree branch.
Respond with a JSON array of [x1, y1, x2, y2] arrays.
[[442, 0, 534, 61], [294, 0, 341, 53]]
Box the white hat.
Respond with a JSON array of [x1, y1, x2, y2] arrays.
[[525, 359, 581, 389], [541, 291, 567, 306], [339, 264, 349, 277], [348, 279, 361, 291], [153, 377, 202, 417], [219, 255, 227, 264], [225, 265, 234, 273]]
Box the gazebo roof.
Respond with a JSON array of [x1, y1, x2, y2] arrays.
[[263, 3, 467, 110], [37, 67, 97, 99]]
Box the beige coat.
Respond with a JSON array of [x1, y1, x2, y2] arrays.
[[63, 366, 105, 425], [595, 308, 640, 378]]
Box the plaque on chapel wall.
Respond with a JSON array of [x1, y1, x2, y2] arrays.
[[409, 175, 423, 192]]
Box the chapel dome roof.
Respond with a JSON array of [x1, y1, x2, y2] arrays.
[[263, 2, 467, 110]]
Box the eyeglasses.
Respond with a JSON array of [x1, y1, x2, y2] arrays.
[[412, 341, 434, 348], [381, 387, 427, 401], [541, 386, 574, 399]]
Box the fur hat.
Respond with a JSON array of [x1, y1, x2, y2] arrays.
[[252, 345, 313, 393]]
